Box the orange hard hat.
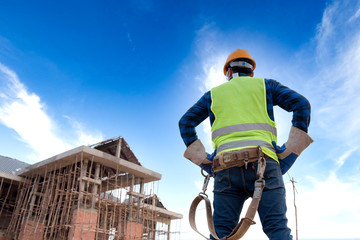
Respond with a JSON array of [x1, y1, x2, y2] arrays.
[[223, 49, 256, 75]]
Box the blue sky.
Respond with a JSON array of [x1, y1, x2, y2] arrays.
[[1, 0, 360, 239]]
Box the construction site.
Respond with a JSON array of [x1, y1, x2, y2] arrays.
[[0, 137, 182, 240]]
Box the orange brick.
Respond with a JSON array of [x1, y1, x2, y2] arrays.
[[124, 221, 143, 240], [18, 218, 44, 240], [67, 208, 98, 240]]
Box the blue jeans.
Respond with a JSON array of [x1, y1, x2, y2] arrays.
[[211, 158, 292, 240]]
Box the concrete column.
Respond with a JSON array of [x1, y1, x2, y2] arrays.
[[167, 220, 171, 240], [128, 175, 135, 221], [91, 163, 100, 207], [115, 138, 122, 158], [138, 179, 144, 221], [79, 159, 89, 205]]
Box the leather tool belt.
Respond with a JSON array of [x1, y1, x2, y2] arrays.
[[212, 147, 268, 173]]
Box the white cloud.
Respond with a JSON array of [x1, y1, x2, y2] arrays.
[[194, 23, 228, 91], [63, 115, 103, 147], [126, 32, 136, 51], [348, 6, 360, 22], [288, 1, 360, 238], [0, 62, 103, 163], [196, 54, 227, 93], [335, 146, 359, 169], [312, 1, 360, 148], [315, 1, 338, 58], [290, 173, 360, 238]]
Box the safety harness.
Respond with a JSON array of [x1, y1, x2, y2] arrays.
[[189, 147, 267, 240]]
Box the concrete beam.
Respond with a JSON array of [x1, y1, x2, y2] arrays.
[[16, 146, 161, 184], [140, 203, 183, 220], [0, 171, 26, 184]]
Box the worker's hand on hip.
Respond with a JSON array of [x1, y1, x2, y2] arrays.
[[272, 127, 314, 175], [272, 141, 298, 175], [184, 139, 213, 165], [200, 150, 217, 175]]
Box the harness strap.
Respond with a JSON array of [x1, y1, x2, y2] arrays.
[[189, 194, 220, 240], [189, 149, 267, 240], [225, 179, 265, 239]]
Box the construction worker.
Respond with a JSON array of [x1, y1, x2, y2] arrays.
[[179, 49, 313, 239]]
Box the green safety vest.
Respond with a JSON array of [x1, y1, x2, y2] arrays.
[[210, 76, 278, 161]]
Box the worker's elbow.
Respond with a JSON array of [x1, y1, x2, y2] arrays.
[[178, 116, 186, 131]]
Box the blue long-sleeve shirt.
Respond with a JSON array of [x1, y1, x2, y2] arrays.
[[179, 78, 311, 147]]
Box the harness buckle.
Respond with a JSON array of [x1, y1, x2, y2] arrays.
[[244, 151, 249, 169], [256, 146, 267, 179], [200, 174, 211, 196]]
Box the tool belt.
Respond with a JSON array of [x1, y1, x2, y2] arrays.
[[212, 147, 268, 173]]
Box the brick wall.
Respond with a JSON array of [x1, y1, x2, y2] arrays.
[[0, 229, 9, 240], [67, 208, 98, 240], [0, 231, 10, 240], [18, 218, 45, 240], [124, 221, 143, 240]]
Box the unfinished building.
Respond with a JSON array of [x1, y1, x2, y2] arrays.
[[0, 137, 182, 240]]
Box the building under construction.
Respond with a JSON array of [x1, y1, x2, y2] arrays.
[[0, 137, 182, 240]]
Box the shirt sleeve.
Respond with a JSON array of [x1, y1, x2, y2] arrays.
[[179, 91, 211, 147], [267, 79, 311, 132]]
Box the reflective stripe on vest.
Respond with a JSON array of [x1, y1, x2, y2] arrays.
[[217, 140, 274, 154], [212, 123, 277, 140], [210, 77, 278, 161]]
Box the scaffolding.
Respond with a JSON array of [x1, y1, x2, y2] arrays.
[[0, 137, 182, 240], [0, 172, 23, 237]]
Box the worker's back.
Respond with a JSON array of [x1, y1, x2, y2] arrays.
[[210, 76, 277, 160]]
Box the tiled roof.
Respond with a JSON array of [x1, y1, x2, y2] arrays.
[[0, 155, 29, 175]]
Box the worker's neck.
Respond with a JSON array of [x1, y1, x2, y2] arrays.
[[229, 73, 251, 80]]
